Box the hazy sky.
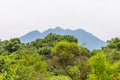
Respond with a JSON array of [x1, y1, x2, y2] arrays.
[[0, 0, 120, 41]]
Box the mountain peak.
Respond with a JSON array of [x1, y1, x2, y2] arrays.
[[55, 26, 63, 30], [30, 30, 40, 33], [20, 30, 41, 43]]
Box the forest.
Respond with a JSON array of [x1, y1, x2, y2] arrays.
[[0, 33, 120, 80]]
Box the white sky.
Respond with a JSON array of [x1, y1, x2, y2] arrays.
[[0, 0, 120, 41]]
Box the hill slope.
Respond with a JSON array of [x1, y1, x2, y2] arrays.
[[20, 27, 106, 50]]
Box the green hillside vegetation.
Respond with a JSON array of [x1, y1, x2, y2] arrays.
[[0, 33, 120, 80]]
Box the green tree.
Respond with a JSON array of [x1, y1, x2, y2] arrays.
[[105, 37, 120, 50], [110, 61, 120, 80], [0, 47, 48, 80], [51, 41, 84, 79], [88, 52, 110, 80], [61, 35, 78, 43], [2, 38, 21, 53], [102, 37, 120, 63], [52, 41, 80, 66]]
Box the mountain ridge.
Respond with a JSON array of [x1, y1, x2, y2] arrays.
[[20, 27, 106, 50]]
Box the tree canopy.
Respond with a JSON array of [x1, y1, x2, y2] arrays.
[[0, 33, 120, 80]]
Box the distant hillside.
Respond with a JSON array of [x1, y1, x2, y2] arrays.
[[20, 27, 106, 50]]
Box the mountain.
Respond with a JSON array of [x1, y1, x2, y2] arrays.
[[20, 27, 106, 50]]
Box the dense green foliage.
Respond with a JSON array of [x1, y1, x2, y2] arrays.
[[0, 33, 120, 80]]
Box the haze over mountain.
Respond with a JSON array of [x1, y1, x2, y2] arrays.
[[20, 27, 106, 50]]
